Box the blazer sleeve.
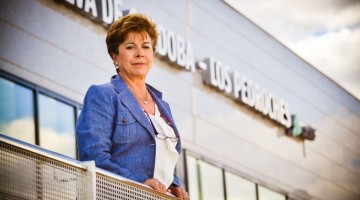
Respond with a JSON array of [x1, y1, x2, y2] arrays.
[[172, 174, 181, 187], [76, 85, 135, 179]]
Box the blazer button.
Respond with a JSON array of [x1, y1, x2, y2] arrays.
[[121, 117, 127, 123]]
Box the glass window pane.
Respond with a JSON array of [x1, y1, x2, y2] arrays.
[[39, 94, 76, 158], [225, 171, 256, 200], [199, 160, 224, 200], [258, 186, 286, 200], [186, 155, 200, 200], [77, 108, 82, 118], [0, 77, 35, 143]]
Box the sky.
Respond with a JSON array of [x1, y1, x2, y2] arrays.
[[224, 0, 360, 100]]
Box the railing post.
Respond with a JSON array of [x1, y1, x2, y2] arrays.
[[82, 161, 97, 200]]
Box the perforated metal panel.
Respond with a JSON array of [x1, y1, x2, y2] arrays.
[[0, 142, 85, 200], [96, 174, 178, 200], [0, 136, 179, 200]]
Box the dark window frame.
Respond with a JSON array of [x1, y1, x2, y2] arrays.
[[0, 69, 82, 158], [184, 150, 293, 200]]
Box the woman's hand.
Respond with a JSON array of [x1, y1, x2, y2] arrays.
[[144, 178, 166, 193], [167, 185, 189, 200]]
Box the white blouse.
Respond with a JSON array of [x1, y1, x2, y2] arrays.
[[148, 103, 179, 188]]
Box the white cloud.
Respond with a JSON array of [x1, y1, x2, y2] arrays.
[[328, 4, 360, 30], [224, 0, 360, 100], [0, 118, 35, 144], [226, 0, 360, 40], [39, 127, 77, 158], [290, 27, 360, 99], [1, 118, 76, 158]]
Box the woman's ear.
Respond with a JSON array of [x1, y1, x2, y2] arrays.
[[111, 53, 118, 65]]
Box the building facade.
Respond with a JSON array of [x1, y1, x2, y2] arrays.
[[1, 0, 359, 199]]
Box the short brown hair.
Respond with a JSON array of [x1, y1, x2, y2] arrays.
[[106, 13, 158, 57]]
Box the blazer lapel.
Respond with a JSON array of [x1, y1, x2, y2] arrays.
[[153, 96, 182, 152], [111, 75, 156, 140], [149, 91, 181, 152], [147, 86, 180, 139]]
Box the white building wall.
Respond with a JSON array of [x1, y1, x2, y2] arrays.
[[0, 0, 359, 199]]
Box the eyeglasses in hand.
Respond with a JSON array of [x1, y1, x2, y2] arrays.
[[155, 132, 179, 142], [144, 110, 179, 142]]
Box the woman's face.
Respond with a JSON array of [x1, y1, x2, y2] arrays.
[[112, 31, 154, 80]]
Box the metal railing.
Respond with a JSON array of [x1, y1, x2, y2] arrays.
[[0, 133, 178, 200]]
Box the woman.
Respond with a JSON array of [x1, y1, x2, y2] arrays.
[[76, 13, 189, 199]]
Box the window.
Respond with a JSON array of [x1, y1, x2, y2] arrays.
[[186, 155, 200, 200], [225, 171, 256, 200], [258, 186, 286, 200], [0, 71, 80, 159], [199, 160, 224, 200], [186, 152, 289, 200], [0, 77, 35, 144], [39, 94, 76, 158]]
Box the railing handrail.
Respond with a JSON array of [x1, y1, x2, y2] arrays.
[[0, 133, 178, 199], [96, 168, 177, 198], [0, 133, 86, 169]]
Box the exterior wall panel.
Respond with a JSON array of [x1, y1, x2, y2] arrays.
[[0, 0, 359, 199]]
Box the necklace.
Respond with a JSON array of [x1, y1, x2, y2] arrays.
[[121, 77, 149, 105], [134, 90, 156, 116], [133, 89, 148, 105]]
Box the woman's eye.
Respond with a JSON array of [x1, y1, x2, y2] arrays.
[[125, 46, 134, 50], [143, 45, 151, 49]]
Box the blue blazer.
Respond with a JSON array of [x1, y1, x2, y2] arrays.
[[76, 75, 182, 186]]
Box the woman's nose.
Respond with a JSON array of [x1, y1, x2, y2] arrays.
[[135, 47, 145, 57]]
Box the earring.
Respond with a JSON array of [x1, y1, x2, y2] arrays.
[[115, 63, 119, 72]]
